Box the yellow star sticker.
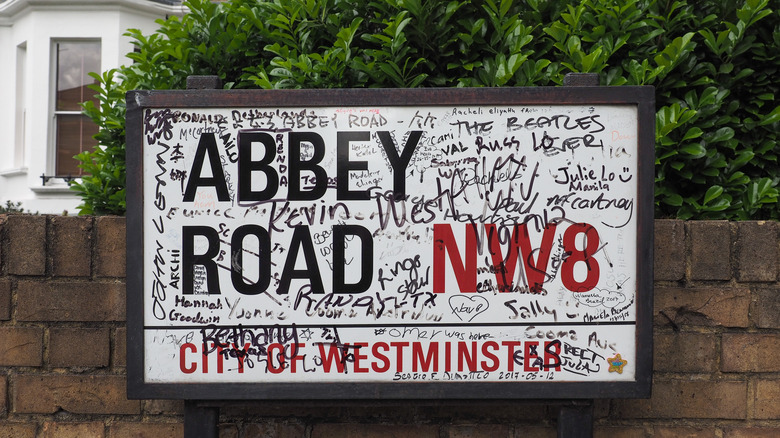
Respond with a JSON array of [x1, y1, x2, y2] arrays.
[[607, 354, 628, 374]]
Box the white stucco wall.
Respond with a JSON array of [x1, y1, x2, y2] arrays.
[[0, 0, 184, 214]]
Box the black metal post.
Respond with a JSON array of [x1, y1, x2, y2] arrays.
[[181, 75, 223, 438], [553, 73, 600, 438], [563, 72, 600, 86], [187, 75, 223, 90], [557, 400, 593, 438], [184, 401, 219, 438]]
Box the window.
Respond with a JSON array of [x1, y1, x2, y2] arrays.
[[53, 40, 100, 177], [14, 42, 27, 170]]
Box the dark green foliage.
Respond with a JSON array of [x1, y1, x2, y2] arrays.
[[75, 70, 127, 215], [72, 0, 780, 219], [0, 201, 26, 214], [0, 200, 38, 215]]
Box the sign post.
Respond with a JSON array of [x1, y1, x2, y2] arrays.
[[126, 82, 653, 436]]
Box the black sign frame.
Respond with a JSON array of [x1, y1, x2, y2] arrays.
[[126, 86, 654, 401]]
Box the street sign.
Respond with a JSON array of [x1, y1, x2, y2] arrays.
[[126, 87, 654, 400]]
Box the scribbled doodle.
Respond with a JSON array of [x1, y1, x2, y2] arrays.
[[449, 295, 489, 322], [138, 101, 644, 385]]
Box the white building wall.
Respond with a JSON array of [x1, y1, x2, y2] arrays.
[[0, 0, 183, 214], [0, 25, 15, 177]]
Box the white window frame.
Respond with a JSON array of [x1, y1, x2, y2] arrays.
[[13, 41, 27, 172], [48, 38, 101, 184]]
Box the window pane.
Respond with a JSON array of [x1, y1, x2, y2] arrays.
[[56, 41, 100, 111], [54, 41, 100, 178], [56, 114, 98, 176]]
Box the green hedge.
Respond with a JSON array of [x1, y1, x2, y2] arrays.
[[73, 0, 779, 219]]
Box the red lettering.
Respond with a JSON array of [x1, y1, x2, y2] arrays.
[[457, 341, 478, 371], [290, 343, 305, 372], [524, 341, 539, 372], [433, 224, 477, 293], [267, 343, 285, 374], [544, 341, 562, 371], [180, 343, 197, 374], [480, 341, 500, 371], [216, 345, 224, 373], [202, 343, 210, 373], [502, 341, 522, 372], [487, 223, 556, 293], [353, 342, 369, 373], [234, 342, 250, 373], [390, 342, 409, 372], [444, 341, 452, 372], [317, 343, 346, 373], [412, 342, 438, 372], [371, 342, 391, 372], [561, 223, 600, 292]]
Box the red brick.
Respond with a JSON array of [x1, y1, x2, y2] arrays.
[[242, 422, 306, 438], [218, 424, 239, 438], [593, 399, 610, 419], [143, 399, 184, 415], [613, 379, 747, 419], [654, 332, 718, 373], [722, 334, 780, 372], [427, 403, 547, 422], [222, 402, 341, 420], [108, 422, 183, 438], [652, 426, 718, 437], [311, 424, 439, 438], [49, 328, 110, 367], [0, 424, 37, 438], [513, 426, 555, 438], [51, 216, 92, 277], [735, 221, 778, 282], [0, 280, 10, 320], [754, 379, 780, 419], [12, 374, 139, 414], [689, 221, 731, 280], [753, 287, 780, 329], [0, 327, 43, 366], [0, 376, 6, 414], [654, 219, 685, 281], [0, 215, 3, 270], [724, 427, 780, 438], [447, 425, 513, 438], [16, 280, 125, 321], [654, 287, 750, 327], [6, 214, 46, 275], [96, 216, 126, 278], [42, 422, 104, 438], [594, 427, 647, 438], [113, 327, 127, 368]]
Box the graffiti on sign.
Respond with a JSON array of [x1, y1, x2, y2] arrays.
[[136, 95, 647, 390]]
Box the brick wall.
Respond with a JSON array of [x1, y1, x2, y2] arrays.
[[0, 215, 778, 437]]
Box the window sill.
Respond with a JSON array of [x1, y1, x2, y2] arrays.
[[31, 185, 78, 195], [0, 167, 28, 177]]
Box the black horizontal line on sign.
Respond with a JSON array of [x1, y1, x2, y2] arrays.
[[144, 321, 636, 330]]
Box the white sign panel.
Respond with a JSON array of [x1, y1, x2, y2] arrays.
[[135, 91, 648, 393]]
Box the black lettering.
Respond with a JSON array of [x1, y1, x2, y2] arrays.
[[337, 131, 371, 200], [278, 226, 324, 294], [377, 130, 422, 200], [238, 131, 278, 201], [182, 226, 221, 294], [288, 132, 327, 200], [231, 225, 271, 295], [332, 225, 373, 293], [183, 133, 230, 202]]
